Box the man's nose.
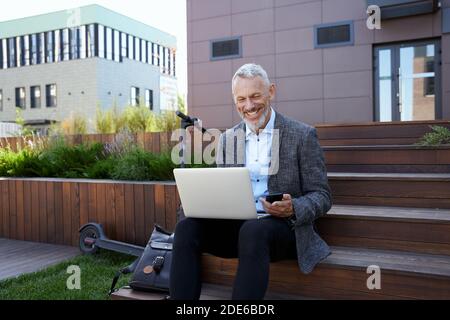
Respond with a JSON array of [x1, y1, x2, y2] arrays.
[[243, 98, 255, 110]]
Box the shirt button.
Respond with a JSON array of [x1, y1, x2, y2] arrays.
[[255, 200, 258, 203], [255, 159, 258, 162], [257, 179, 260, 182]]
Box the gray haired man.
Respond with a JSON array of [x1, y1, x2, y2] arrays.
[[170, 63, 332, 300]]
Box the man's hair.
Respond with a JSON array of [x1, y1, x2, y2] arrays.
[[232, 63, 271, 92]]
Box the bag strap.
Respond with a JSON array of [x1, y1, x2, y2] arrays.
[[108, 258, 139, 296]]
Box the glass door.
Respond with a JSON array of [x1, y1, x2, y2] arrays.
[[374, 40, 441, 122]]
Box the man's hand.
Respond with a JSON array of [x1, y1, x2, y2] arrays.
[[259, 194, 294, 218]]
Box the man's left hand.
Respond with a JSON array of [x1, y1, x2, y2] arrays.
[[259, 194, 294, 218]]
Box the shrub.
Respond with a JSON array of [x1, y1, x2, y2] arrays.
[[38, 138, 106, 178], [417, 125, 450, 146]]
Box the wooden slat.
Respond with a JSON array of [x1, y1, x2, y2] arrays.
[[124, 184, 135, 244], [46, 181, 55, 244], [8, 180, 17, 240], [96, 183, 106, 235], [105, 183, 116, 240], [54, 182, 64, 245], [23, 180, 32, 242], [62, 182, 72, 246], [30, 181, 39, 242], [71, 183, 81, 246], [79, 183, 89, 228], [326, 164, 450, 174], [154, 184, 166, 229], [15, 181, 24, 241], [143, 184, 155, 239], [134, 184, 146, 246], [151, 133, 160, 154], [38, 181, 47, 243], [114, 184, 126, 243], [165, 185, 177, 232], [87, 183, 97, 225]]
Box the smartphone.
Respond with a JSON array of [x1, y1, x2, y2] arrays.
[[265, 193, 284, 204]]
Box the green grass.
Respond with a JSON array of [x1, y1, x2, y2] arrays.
[[0, 251, 135, 300]]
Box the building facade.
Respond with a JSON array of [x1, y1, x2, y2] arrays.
[[0, 4, 177, 132], [187, 0, 450, 129]]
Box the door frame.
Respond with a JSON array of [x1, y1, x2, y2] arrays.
[[373, 38, 442, 122]]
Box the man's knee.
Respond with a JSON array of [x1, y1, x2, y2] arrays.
[[174, 218, 202, 245], [238, 220, 270, 252]]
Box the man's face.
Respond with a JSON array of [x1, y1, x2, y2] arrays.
[[232, 76, 275, 132]]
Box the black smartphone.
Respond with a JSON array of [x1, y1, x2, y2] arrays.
[[265, 193, 284, 204]]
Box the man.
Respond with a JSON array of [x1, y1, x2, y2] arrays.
[[170, 63, 332, 300]]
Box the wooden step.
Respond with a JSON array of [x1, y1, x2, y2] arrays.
[[316, 120, 450, 146], [323, 145, 450, 173], [328, 173, 450, 209], [201, 246, 450, 300], [316, 205, 450, 255], [111, 283, 309, 300]]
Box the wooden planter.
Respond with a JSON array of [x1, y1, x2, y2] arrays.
[[0, 178, 179, 248]]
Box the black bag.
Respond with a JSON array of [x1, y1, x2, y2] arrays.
[[109, 224, 174, 295]]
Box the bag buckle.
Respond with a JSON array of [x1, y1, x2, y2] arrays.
[[152, 256, 165, 273]]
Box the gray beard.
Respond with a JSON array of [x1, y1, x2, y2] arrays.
[[241, 107, 270, 133]]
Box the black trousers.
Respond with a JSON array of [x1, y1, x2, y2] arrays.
[[169, 216, 297, 300]]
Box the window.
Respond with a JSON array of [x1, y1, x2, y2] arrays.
[[1, 39, 7, 69], [141, 39, 146, 63], [46, 84, 57, 107], [114, 30, 120, 62], [98, 25, 105, 58], [128, 35, 134, 60], [147, 42, 151, 64], [15, 87, 26, 109], [121, 32, 127, 59], [162, 47, 166, 73], [314, 21, 353, 48], [8, 38, 16, 68], [38, 33, 45, 64], [49, 30, 56, 63], [30, 34, 37, 64], [145, 89, 153, 110], [135, 37, 141, 62], [151, 42, 156, 65], [173, 51, 176, 77], [16, 37, 22, 67], [106, 27, 113, 60], [70, 28, 79, 59], [62, 29, 70, 60], [0, 40, 3, 69], [130, 86, 140, 106], [210, 37, 241, 60], [87, 24, 96, 58], [374, 40, 441, 122], [30, 86, 41, 109], [80, 26, 87, 59], [24, 35, 30, 66], [0, 90, 3, 111]]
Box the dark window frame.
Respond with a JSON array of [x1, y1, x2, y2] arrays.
[[46, 84, 57, 108], [210, 36, 242, 61], [314, 20, 354, 49], [15, 87, 26, 109], [373, 38, 442, 122], [30, 85, 41, 109], [0, 89, 3, 111]]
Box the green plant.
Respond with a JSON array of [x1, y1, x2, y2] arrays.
[[416, 125, 450, 146], [95, 106, 114, 134], [111, 147, 154, 180], [60, 113, 88, 135], [14, 108, 35, 137], [38, 138, 106, 178], [123, 104, 153, 133]]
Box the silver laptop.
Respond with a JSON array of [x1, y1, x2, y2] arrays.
[[174, 167, 269, 220]]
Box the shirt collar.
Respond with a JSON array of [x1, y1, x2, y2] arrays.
[[245, 107, 276, 140]]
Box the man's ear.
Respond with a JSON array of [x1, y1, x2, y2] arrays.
[[269, 83, 276, 101]]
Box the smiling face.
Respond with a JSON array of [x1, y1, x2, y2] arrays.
[[232, 76, 276, 133]]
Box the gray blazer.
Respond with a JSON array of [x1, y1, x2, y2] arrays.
[[216, 111, 332, 274]]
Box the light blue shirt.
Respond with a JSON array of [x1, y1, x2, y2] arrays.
[[245, 108, 276, 212]]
